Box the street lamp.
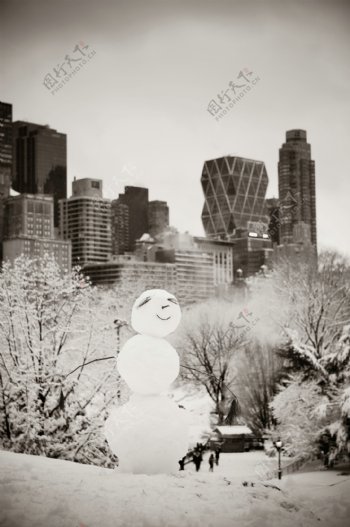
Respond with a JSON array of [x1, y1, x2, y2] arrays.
[[113, 318, 128, 401], [113, 318, 128, 356], [274, 438, 283, 480]]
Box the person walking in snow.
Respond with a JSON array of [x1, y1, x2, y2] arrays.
[[209, 453, 215, 472], [178, 457, 186, 471], [215, 446, 221, 466], [193, 451, 202, 472]]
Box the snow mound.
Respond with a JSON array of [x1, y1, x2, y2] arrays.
[[1, 451, 349, 527]]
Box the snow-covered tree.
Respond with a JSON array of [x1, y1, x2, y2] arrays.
[[177, 300, 247, 425], [271, 374, 341, 457], [270, 251, 350, 456], [0, 255, 125, 466], [234, 340, 284, 434]]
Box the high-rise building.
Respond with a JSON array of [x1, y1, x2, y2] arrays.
[[0, 102, 13, 260], [117, 186, 148, 250], [148, 200, 169, 238], [201, 156, 269, 238], [265, 198, 280, 245], [0, 101, 12, 197], [12, 121, 67, 227], [111, 200, 129, 255], [278, 130, 316, 247], [59, 178, 111, 266], [2, 194, 71, 271]]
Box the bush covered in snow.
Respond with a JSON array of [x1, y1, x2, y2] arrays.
[[270, 252, 350, 457], [0, 255, 127, 466]]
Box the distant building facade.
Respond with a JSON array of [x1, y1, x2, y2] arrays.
[[194, 236, 234, 286], [137, 230, 216, 304], [2, 193, 71, 270], [59, 178, 111, 266], [83, 257, 177, 293], [232, 229, 273, 277], [278, 130, 316, 248], [148, 200, 169, 238], [12, 121, 67, 227]]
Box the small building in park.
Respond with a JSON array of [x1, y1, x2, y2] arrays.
[[210, 426, 254, 453]]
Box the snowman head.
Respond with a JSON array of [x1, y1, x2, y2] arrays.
[[131, 289, 181, 338]]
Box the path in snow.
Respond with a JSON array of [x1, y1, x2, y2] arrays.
[[0, 450, 349, 527]]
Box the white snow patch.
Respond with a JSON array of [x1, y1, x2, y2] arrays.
[[1, 450, 349, 527]]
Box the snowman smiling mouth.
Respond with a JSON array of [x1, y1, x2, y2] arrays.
[[156, 314, 171, 321]]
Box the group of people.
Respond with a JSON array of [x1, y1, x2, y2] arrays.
[[178, 443, 222, 472]]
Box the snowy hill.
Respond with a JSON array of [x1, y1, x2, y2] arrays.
[[0, 450, 349, 527]]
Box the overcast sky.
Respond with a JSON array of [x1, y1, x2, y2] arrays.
[[1, 0, 349, 256]]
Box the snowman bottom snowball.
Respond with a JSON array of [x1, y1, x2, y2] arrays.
[[104, 394, 189, 474]]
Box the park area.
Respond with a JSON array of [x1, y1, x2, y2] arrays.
[[1, 449, 349, 527]]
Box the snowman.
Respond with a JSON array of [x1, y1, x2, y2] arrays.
[[104, 289, 189, 474]]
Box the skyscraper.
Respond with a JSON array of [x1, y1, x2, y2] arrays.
[[148, 200, 169, 238], [111, 199, 129, 255], [12, 121, 67, 227], [59, 178, 111, 266], [0, 102, 13, 261], [117, 186, 149, 250], [265, 197, 280, 245], [278, 130, 316, 247], [201, 156, 269, 238], [0, 101, 12, 197]]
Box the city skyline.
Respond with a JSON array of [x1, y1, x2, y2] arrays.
[[1, 0, 350, 257]]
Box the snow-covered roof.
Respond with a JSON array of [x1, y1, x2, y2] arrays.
[[214, 426, 253, 437], [139, 233, 155, 242]]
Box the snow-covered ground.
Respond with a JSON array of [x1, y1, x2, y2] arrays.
[[0, 450, 349, 527]]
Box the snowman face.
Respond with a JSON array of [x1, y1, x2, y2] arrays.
[[131, 289, 181, 337]]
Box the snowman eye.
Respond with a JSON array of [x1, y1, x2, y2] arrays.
[[168, 297, 178, 305], [137, 296, 151, 308]]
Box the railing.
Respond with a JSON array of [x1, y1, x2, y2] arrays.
[[255, 455, 308, 480]]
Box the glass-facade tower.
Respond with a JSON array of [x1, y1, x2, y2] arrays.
[[201, 156, 269, 238]]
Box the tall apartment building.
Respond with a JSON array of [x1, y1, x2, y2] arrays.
[[116, 186, 148, 251], [278, 130, 316, 248], [265, 197, 280, 245], [0, 101, 12, 197], [0, 102, 13, 260], [111, 199, 129, 255], [2, 193, 71, 271], [12, 121, 67, 227], [148, 200, 169, 238], [59, 178, 111, 266]]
